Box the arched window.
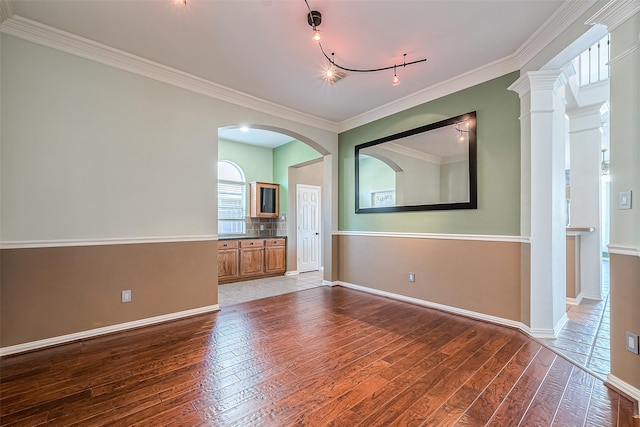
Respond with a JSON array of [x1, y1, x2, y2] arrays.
[[218, 160, 246, 235]]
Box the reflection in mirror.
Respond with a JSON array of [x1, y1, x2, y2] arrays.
[[355, 112, 477, 213]]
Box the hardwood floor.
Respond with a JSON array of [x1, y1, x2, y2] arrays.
[[1, 286, 638, 426]]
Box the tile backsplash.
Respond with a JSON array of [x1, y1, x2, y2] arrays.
[[244, 214, 286, 237]]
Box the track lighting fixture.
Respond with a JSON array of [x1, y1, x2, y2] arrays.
[[304, 1, 426, 85]]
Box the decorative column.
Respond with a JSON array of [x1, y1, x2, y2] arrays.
[[566, 102, 607, 301], [509, 69, 571, 338]]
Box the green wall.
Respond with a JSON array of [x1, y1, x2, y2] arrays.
[[218, 138, 273, 184], [339, 72, 521, 235], [273, 140, 322, 213]]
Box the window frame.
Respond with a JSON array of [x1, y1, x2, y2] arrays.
[[217, 161, 247, 236]]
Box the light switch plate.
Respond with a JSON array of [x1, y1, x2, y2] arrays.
[[626, 331, 639, 355], [618, 191, 632, 210]]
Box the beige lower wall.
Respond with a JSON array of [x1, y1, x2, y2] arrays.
[[520, 242, 531, 327], [566, 235, 578, 299], [610, 253, 640, 392], [0, 240, 218, 348], [337, 234, 523, 323]]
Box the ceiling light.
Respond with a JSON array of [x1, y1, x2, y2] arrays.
[[240, 126, 250, 132], [307, 10, 322, 42], [392, 65, 400, 86], [304, 1, 426, 83]]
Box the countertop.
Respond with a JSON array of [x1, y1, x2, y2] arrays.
[[218, 235, 287, 241]]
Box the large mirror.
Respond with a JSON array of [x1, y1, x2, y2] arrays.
[[355, 112, 477, 213]]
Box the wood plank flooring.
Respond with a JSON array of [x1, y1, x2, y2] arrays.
[[1, 286, 638, 426]]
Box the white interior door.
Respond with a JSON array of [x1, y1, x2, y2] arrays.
[[297, 184, 321, 273]]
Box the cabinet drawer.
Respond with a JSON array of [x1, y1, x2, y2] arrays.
[[218, 240, 238, 249], [240, 239, 265, 248], [265, 238, 286, 247]]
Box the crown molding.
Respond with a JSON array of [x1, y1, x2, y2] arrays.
[[338, 54, 520, 133], [0, 16, 339, 133], [337, 1, 595, 133], [515, 0, 598, 67], [587, 0, 640, 31], [0, 0, 13, 24], [1, 0, 601, 135]]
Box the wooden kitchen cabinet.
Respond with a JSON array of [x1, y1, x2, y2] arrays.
[[264, 238, 286, 274], [239, 239, 265, 278], [250, 182, 279, 218], [218, 238, 287, 284], [217, 240, 239, 282]]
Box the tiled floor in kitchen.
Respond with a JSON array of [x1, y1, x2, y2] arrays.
[[218, 270, 324, 307], [540, 259, 611, 379]]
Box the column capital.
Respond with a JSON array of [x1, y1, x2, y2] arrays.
[[508, 68, 572, 98], [567, 101, 608, 121]]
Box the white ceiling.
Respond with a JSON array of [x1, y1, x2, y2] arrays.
[[218, 127, 295, 148], [4, 0, 575, 128]]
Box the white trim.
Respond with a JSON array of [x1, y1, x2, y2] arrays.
[[607, 374, 640, 410], [0, 0, 13, 24], [0, 304, 220, 357], [587, 0, 640, 32], [608, 41, 640, 66], [285, 270, 299, 276], [0, 1, 592, 134], [529, 313, 569, 339], [337, 55, 520, 132], [322, 280, 337, 287], [0, 235, 218, 249], [566, 293, 584, 306], [337, 1, 593, 132], [608, 244, 640, 257], [336, 281, 528, 333], [516, 0, 598, 66], [334, 230, 529, 244], [0, 16, 338, 133], [581, 292, 603, 301]]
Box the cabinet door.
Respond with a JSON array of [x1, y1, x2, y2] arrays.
[[265, 246, 286, 274], [218, 240, 239, 282], [218, 249, 239, 281], [240, 247, 264, 277]]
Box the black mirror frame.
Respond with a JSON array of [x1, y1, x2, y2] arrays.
[[355, 111, 477, 213]]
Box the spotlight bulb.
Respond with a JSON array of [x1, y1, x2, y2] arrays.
[[392, 75, 400, 86], [313, 31, 321, 42], [326, 69, 333, 78], [458, 134, 465, 141]]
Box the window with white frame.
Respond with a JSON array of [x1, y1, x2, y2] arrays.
[[218, 160, 246, 235]]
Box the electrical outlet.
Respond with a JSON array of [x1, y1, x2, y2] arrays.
[[121, 290, 132, 303], [408, 272, 415, 283], [626, 332, 639, 355]]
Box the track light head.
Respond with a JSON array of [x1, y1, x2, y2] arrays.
[[307, 10, 322, 28]]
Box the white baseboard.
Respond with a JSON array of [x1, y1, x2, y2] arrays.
[[530, 313, 569, 339], [336, 281, 527, 332], [566, 293, 584, 305], [285, 270, 299, 276], [0, 304, 220, 357], [608, 374, 640, 414], [582, 292, 603, 301], [323, 280, 337, 287]]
